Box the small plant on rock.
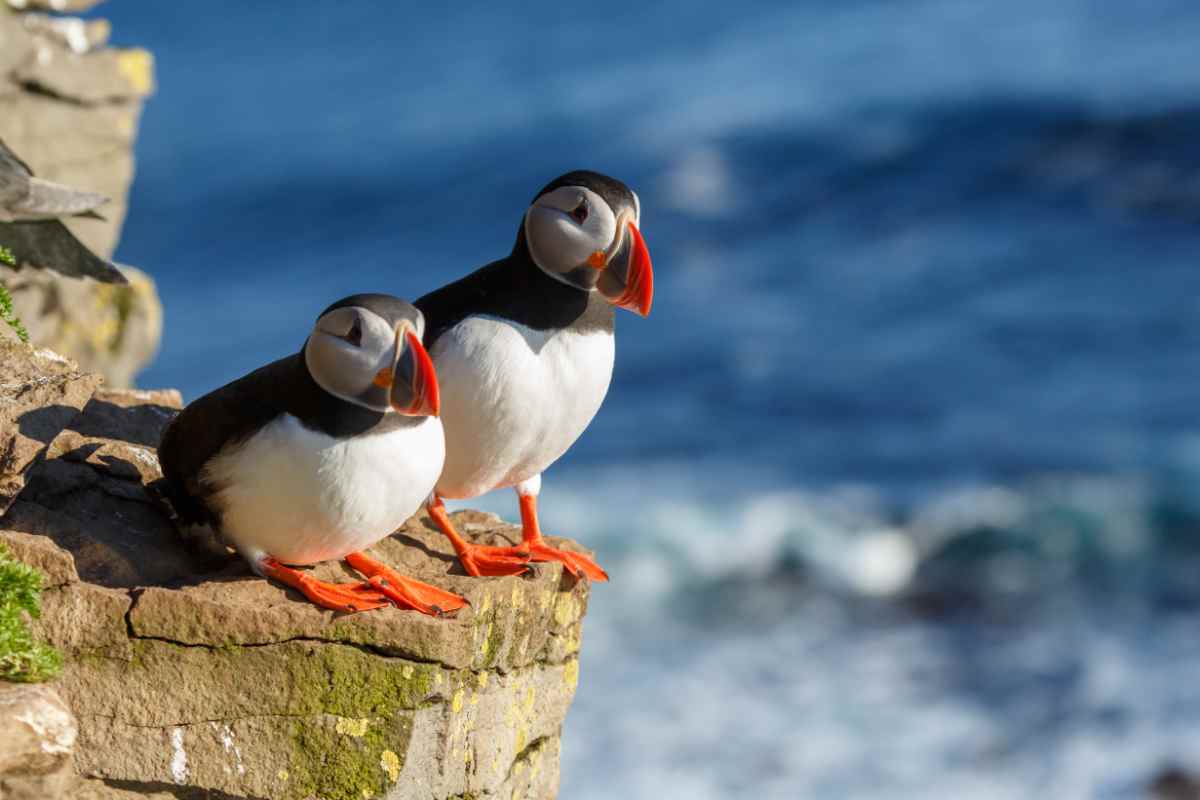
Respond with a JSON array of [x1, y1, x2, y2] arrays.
[[0, 543, 62, 682], [0, 245, 29, 343]]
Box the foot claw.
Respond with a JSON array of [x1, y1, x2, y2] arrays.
[[527, 543, 609, 582], [347, 552, 469, 617], [458, 545, 532, 578], [260, 558, 390, 613]]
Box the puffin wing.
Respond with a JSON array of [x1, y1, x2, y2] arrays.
[[0, 138, 35, 177], [156, 355, 303, 528], [0, 137, 111, 222], [20, 177, 109, 220], [0, 220, 128, 284]]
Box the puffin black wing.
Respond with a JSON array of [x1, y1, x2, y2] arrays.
[[155, 348, 399, 531], [156, 355, 303, 530], [415, 248, 608, 350], [0, 220, 127, 284]]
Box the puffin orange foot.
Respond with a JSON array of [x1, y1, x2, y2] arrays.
[[259, 557, 389, 613], [526, 541, 609, 582], [456, 544, 532, 578], [345, 552, 468, 617]]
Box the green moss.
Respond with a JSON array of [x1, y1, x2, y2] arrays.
[[288, 713, 413, 800], [283, 648, 434, 799], [0, 543, 61, 682], [294, 645, 438, 717], [268, 646, 435, 799]]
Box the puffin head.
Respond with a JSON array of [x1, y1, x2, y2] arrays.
[[304, 293, 440, 417], [521, 170, 654, 317]]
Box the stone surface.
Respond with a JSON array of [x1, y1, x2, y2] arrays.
[[0, 389, 591, 799], [0, 340, 99, 516], [0, 4, 162, 387], [0, 682, 78, 800], [2, 264, 163, 405]]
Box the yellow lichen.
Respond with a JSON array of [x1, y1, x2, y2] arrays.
[[505, 700, 521, 728], [523, 686, 536, 713], [553, 595, 577, 627], [115, 48, 155, 94], [380, 750, 401, 782], [334, 717, 370, 737], [401, 664, 414, 679], [476, 671, 489, 689], [479, 622, 493, 658], [564, 660, 580, 690], [451, 689, 465, 714], [511, 584, 524, 607], [539, 590, 553, 610], [277, 769, 289, 782]]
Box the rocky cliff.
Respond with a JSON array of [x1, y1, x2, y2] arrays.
[[0, 341, 591, 800], [0, 0, 161, 387]]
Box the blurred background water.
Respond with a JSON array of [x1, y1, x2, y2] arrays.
[[99, 1, 1200, 796]]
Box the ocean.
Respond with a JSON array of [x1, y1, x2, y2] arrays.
[[99, 1, 1200, 796]]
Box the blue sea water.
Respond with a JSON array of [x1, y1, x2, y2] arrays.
[[95, 1, 1200, 796]]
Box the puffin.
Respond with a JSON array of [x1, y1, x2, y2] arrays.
[[415, 170, 654, 582], [0, 136, 125, 284], [155, 293, 467, 616]]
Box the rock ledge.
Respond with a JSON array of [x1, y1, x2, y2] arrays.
[[0, 349, 590, 800]]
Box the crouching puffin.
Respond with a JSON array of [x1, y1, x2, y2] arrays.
[[415, 170, 654, 581], [155, 294, 467, 616]]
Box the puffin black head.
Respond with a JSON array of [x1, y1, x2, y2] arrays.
[[522, 170, 654, 317], [304, 293, 440, 417]]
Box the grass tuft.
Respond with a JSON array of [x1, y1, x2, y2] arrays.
[[0, 543, 62, 682], [0, 246, 29, 342]]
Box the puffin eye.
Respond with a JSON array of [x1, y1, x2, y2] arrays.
[[343, 318, 363, 347], [570, 201, 589, 225]]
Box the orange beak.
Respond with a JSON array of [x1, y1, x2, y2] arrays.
[[597, 220, 654, 317], [390, 329, 440, 417]]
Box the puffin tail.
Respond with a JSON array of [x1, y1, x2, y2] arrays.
[[147, 477, 232, 562]]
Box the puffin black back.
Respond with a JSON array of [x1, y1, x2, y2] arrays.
[[416, 237, 614, 350], [156, 350, 407, 529]]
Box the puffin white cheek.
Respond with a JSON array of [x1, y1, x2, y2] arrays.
[[305, 336, 394, 409], [526, 206, 596, 274]]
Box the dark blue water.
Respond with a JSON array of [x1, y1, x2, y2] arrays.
[[100, 1, 1200, 796]]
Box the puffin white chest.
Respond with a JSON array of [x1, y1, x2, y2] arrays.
[[205, 414, 445, 565], [432, 315, 614, 498]]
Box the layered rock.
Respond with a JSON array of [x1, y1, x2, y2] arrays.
[[0, 2, 161, 386], [0, 339, 99, 515], [0, 345, 591, 800], [0, 682, 78, 800]]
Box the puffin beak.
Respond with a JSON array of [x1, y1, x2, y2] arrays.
[[596, 220, 654, 317], [390, 329, 440, 417]]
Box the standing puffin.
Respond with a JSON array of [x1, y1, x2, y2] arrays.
[[156, 294, 466, 616], [415, 170, 654, 581]]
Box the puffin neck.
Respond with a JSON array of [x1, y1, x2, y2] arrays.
[[504, 229, 613, 334], [290, 352, 424, 438]]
